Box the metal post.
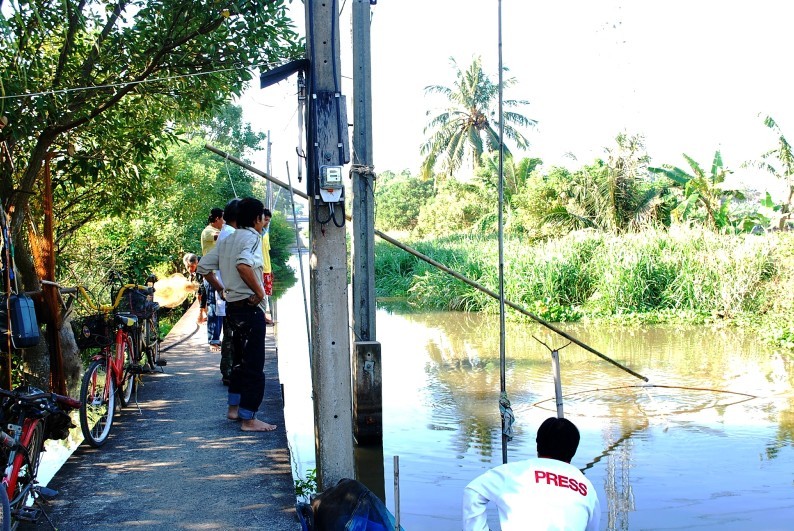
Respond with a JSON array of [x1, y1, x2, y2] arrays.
[[551, 349, 564, 418], [393, 455, 401, 531]]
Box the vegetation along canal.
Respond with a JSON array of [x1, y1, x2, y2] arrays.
[[275, 256, 794, 530]]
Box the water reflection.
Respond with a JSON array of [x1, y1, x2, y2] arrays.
[[276, 261, 794, 530]]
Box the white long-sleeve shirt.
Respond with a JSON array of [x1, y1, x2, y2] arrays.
[[463, 457, 600, 531], [197, 227, 263, 303]]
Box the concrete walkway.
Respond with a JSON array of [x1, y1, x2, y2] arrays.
[[36, 302, 299, 530]]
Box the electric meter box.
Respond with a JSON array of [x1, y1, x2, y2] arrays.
[[320, 165, 344, 189]]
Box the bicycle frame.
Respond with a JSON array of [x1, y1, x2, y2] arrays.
[[0, 387, 79, 525], [88, 315, 137, 404], [1, 416, 38, 501]]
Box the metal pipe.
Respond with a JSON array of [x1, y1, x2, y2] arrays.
[[393, 455, 400, 531], [551, 349, 564, 418], [203, 144, 649, 382]]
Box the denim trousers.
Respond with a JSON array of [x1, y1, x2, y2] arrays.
[[225, 303, 266, 420], [206, 285, 223, 345]]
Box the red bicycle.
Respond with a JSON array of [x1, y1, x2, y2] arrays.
[[48, 273, 158, 448], [0, 386, 80, 530]]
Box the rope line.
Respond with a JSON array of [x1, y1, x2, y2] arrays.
[[533, 383, 758, 409]]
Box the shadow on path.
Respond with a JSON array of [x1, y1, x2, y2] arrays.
[[35, 303, 298, 530]]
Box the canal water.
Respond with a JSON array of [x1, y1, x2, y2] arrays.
[[274, 256, 794, 530]]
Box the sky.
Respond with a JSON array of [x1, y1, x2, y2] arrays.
[[237, 0, 794, 194]]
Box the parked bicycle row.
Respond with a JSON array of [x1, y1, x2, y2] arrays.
[[0, 270, 166, 528], [49, 270, 166, 447]]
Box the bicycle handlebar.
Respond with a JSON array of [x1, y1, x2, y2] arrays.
[[0, 387, 81, 410], [41, 279, 153, 314]]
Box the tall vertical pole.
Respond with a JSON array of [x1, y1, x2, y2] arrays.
[[497, 0, 508, 465], [266, 130, 273, 210], [305, 0, 355, 490], [351, 0, 376, 343], [351, 0, 382, 448]]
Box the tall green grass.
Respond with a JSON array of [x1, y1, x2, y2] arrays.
[[374, 228, 788, 329]]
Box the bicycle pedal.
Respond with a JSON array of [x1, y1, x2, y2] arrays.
[[37, 486, 58, 498], [15, 506, 41, 522], [128, 366, 146, 374], [155, 359, 167, 366]]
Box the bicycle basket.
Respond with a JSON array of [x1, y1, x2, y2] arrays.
[[114, 287, 152, 317], [71, 313, 112, 350]]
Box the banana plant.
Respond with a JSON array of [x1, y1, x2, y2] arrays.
[[649, 151, 744, 230]]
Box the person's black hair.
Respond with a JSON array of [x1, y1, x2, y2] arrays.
[[208, 207, 224, 224], [264, 208, 272, 218], [223, 199, 240, 224], [237, 197, 266, 228], [536, 417, 580, 463]]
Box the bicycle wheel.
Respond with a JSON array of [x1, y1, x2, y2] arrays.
[[10, 420, 44, 515], [79, 359, 116, 448], [118, 338, 136, 407], [0, 478, 10, 531], [145, 314, 161, 370]]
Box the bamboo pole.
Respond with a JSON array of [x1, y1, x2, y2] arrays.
[[203, 144, 649, 382]]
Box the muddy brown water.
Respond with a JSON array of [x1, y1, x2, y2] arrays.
[[274, 258, 794, 530]]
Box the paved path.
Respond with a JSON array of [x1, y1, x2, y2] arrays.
[[35, 303, 299, 530]]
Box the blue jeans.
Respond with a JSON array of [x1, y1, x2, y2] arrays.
[[205, 283, 223, 345], [225, 303, 266, 420]]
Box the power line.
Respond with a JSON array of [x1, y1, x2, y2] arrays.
[[0, 61, 284, 101]]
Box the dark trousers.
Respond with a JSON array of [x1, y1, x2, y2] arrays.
[[225, 303, 266, 417], [220, 316, 234, 379]]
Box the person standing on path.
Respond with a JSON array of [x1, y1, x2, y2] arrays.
[[201, 207, 224, 350], [260, 208, 274, 325], [198, 197, 276, 432], [216, 198, 239, 385], [462, 417, 601, 531]]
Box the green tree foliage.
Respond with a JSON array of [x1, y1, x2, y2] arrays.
[[649, 150, 748, 231], [421, 56, 535, 179], [541, 135, 669, 234], [475, 153, 542, 207], [413, 178, 483, 238], [0, 0, 301, 278], [750, 116, 794, 230], [374, 170, 435, 231]]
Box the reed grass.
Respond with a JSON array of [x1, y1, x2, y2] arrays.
[[374, 228, 790, 335]]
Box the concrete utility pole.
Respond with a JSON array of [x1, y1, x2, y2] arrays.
[[304, 0, 355, 490], [350, 0, 382, 448]]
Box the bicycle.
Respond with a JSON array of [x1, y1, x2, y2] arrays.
[[0, 385, 80, 530], [44, 274, 161, 448]]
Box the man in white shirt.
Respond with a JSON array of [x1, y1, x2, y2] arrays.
[[216, 198, 239, 385], [463, 417, 600, 531], [197, 197, 276, 432]]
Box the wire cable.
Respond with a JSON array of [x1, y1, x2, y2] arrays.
[[0, 61, 285, 101]]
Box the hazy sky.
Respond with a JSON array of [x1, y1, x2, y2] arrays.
[[239, 1, 793, 188]]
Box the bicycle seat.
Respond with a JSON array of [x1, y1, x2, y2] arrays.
[[115, 313, 138, 327]]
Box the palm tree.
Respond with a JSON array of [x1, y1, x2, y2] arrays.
[[420, 56, 536, 179], [543, 134, 668, 234]]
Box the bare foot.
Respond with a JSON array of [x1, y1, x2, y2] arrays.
[[227, 405, 239, 420], [241, 418, 277, 432], [210, 344, 221, 352]]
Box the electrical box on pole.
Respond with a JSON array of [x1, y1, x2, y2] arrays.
[[304, 0, 355, 490]]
